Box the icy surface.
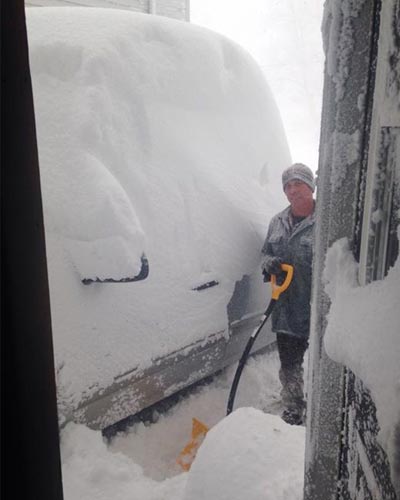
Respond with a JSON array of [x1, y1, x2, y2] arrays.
[[323, 0, 366, 101], [329, 130, 361, 192], [27, 7, 290, 415], [323, 237, 400, 483]]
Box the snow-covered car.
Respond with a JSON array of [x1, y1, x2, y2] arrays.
[[27, 7, 291, 430]]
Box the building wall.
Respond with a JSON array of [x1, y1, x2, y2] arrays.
[[25, 0, 190, 22], [154, 0, 189, 21], [304, 0, 400, 498]]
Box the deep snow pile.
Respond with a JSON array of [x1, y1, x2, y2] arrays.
[[26, 7, 291, 420], [184, 408, 305, 500], [60, 350, 306, 500], [61, 413, 305, 500]]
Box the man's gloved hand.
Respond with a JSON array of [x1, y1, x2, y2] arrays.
[[261, 256, 283, 275]]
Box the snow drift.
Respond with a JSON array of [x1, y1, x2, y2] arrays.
[[27, 7, 291, 424]]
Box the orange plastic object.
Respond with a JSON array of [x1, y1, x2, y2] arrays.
[[271, 263, 294, 300], [176, 417, 209, 471]]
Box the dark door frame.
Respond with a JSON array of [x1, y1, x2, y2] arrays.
[[1, 2, 64, 498]]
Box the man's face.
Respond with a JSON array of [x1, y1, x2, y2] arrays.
[[284, 180, 313, 205]]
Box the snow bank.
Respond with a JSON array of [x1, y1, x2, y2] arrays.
[[323, 237, 400, 484], [27, 8, 290, 418], [61, 422, 187, 500], [60, 408, 305, 500], [108, 349, 283, 481], [185, 408, 305, 500], [59, 353, 305, 500]]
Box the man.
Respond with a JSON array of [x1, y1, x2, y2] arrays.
[[261, 163, 315, 425]]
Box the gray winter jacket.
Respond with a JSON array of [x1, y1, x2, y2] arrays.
[[262, 205, 315, 339]]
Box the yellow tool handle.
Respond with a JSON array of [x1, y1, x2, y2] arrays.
[[271, 263, 293, 300]]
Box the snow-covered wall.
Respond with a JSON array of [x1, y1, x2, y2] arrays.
[[306, 0, 400, 497], [322, 0, 400, 493], [323, 237, 400, 494], [304, 2, 379, 495]]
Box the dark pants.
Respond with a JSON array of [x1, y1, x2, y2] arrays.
[[276, 332, 309, 413]]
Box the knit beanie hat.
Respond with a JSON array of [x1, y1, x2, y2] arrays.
[[282, 163, 315, 192]]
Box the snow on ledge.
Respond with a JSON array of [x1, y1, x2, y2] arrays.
[[323, 236, 400, 483]]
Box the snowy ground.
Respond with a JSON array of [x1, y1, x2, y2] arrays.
[[61, 348, 307, 500]]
